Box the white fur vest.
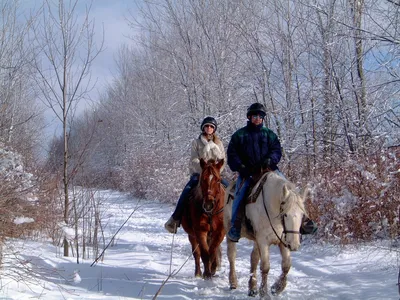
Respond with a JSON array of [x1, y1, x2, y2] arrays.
[[189, 134, 226, 175]]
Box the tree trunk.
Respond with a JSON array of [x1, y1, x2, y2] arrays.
[[63, 58, 69, 256]]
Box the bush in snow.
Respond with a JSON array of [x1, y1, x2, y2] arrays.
[[308, 147, 400, 244], [0, 144, 42, 252]]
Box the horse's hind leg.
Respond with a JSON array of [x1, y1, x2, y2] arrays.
[[248, 242, 260, 297], [271, 243, 291, 295], [227, 239, 238, 289], [188, 235, 202, 278]]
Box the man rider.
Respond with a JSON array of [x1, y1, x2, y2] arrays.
[[226, 103, 283, 242]]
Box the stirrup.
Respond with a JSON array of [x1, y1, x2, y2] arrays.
[[300, 218, 317, 235]]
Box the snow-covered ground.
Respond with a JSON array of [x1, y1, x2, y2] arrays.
[[0, 190, 398, 299]]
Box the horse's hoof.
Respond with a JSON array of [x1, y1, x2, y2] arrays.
[[248, 289, 258, 297], [271, 285, 285, 296], [271, 287, 277, 295], [271, 282, 285, 295], [229, 284, 237, 290]]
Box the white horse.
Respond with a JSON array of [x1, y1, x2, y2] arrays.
[[223, 171, 307, 299]]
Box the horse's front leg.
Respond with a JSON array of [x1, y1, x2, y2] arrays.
[[271, 243, 291, 295], [214, 244, 222, 272], [188, 235, 202, 278], [208, 228, 225, 276], [257, 239, 271, 298], [227, 239, 238, 289], [196, 231, 212, 279], [248, 241, 260, 297]]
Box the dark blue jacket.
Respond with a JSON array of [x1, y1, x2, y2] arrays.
[[227, 121, 282, 176]]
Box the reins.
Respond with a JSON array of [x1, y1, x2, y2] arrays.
[[260, 177, 301, 249], [261, 187, 288, 247], [204, 194, 224, 235], [201, 166, 224, 234]]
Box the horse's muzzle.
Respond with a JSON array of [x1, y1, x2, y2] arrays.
[[285, 234, 301, 251], [203, 199, 215, 213]]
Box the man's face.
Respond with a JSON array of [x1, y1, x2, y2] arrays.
[[250, 114, 264, 125]]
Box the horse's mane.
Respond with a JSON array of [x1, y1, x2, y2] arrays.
[[191, 159, 221, 200], [200, 159, 221, 178], [268, 173, 306, 216], [281, 185, 306, 216]]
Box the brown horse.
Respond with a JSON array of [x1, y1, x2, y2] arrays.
[[181, 158, 226, 279]]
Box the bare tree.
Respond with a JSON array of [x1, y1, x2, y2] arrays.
[[349, 0, 367, 137], [30, 0, 103, 257], [0, 1, 42, 160]]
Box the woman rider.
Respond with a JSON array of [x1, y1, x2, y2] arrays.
[[164, 117, 228, 233]]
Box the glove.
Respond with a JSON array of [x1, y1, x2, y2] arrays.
[[250, 165, 261, 176], [262, 158, 272, 170], [238, 164, 250, 178]]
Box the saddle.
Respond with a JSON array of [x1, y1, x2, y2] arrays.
[[226, 171, 269, 206], [226, 172, 270, 238]]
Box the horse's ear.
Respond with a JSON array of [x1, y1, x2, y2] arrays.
[[283, 185, 290, 198], [200, 158, 206, 169], [216, 159, 224, 171], [300, 186, 309, 201]]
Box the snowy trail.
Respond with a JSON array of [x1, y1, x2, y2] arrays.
[[104, 191, 399, 299], [1, 190, 399, 299]]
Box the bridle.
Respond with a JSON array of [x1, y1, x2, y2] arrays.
[[200, 166, 224, 232], [261, 186, 301, 249]]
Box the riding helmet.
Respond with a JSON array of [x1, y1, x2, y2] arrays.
[[246, 102, 267, 118], [201, 116, 217, 132]]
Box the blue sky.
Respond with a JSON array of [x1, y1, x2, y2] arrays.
[[22, 1, 138, 138], [89, 1, 136, 88]]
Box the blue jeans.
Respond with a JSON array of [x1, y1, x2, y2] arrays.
[[230, 175, 252, 227], [171, 174, 199, 220], [221, 178, 229, 188], [230, 170, 285, 227]]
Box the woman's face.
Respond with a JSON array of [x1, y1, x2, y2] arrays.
[[203, 124, 215, 135]]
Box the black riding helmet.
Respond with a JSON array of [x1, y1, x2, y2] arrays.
[[247, 103, 267, 118], [201, 116, 217, 132]]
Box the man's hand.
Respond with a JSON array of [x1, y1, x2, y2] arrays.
[[262, 158, 272, 170], [239, 164, 250, 178], [250, 165, 261, 176]]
